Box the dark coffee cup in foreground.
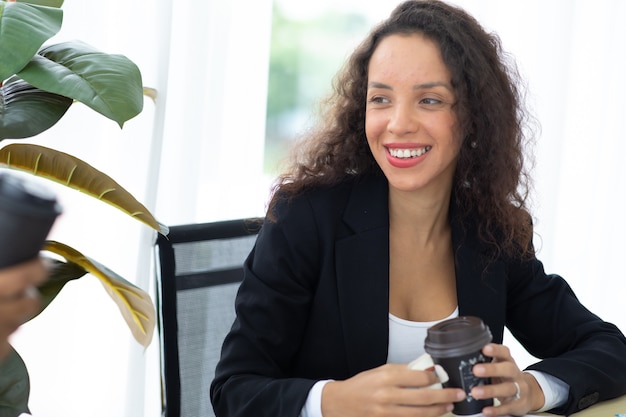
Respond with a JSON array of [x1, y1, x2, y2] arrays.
[[424, 316, 493, 416], [0, 172, 62, 269]]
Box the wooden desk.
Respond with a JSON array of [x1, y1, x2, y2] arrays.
[[444, 395, 626, 417], [556, 394, 626, 417]]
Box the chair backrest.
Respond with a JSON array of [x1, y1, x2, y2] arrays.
[[155, 218, 262, 417]]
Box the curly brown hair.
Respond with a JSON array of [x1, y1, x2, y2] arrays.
[[269, 0, 536, 258]]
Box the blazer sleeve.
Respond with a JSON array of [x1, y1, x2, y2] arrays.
[[210, 195, 322, 417], [504, 255, 626, 415]]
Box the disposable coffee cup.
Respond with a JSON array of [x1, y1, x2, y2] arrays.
[[0, 172, 62, 268], [424, 316, 493, 416]]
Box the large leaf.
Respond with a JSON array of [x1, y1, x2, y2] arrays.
[[16, 0, 63, 7], [0, 1, 63, 81], [0, 143, 169, 235], [16, 41, 143, 127], [0, 348, 30, 417], [44, 241, 156, 348], [31, 258, 87, 319], [0, 76, 73, 140]]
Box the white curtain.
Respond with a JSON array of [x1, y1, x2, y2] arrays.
[[451, 0, 626, 367], [9, 1, 625, 416], [10, 0, 272, 416]]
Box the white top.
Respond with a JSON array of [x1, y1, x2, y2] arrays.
[[387, 307, 459, 364]]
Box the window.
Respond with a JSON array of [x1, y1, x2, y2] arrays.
[[263, 0, 393, 174]]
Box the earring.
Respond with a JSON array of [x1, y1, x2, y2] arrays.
[[465, 134, 477, 149]]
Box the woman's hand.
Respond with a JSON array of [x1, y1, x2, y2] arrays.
[[470, 344, 545, 416], [321, 363, 466, 417], [0, 258, 49, 361]]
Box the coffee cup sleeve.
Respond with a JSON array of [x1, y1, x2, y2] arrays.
[[407, 353, 449, 389]]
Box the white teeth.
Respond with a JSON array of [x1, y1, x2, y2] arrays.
[[389, 146, 431, 159]]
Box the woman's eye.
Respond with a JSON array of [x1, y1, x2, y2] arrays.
[[421, 97, 441, 105], [369, 96, 389, 104]]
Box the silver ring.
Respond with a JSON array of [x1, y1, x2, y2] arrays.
[[513, 381, 521, 400]]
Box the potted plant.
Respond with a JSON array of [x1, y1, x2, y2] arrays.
[[0, 0, 166, 414]]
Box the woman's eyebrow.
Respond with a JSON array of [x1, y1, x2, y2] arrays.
[[413, 81, 453, 91], [367, 81, 453, 91], [368, 81, 392, 90]]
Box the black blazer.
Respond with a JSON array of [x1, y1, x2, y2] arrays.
[[211, 173, 626, 417]]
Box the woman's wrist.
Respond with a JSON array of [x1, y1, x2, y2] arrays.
[[522, 371, 545, 411]]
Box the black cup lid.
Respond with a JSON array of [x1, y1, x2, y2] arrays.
[[0, 172, 62, 217], [424, 316, 492, 358]]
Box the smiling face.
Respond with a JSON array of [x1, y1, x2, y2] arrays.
[[365, 33, 463, 196]]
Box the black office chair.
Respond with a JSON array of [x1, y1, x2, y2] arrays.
[[155, 217, 263, 417]]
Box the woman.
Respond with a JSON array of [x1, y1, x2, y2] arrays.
[[211, 1, 626, 416]]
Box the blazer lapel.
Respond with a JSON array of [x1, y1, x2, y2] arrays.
[[450, 202, 506, 343], [335, 175, 391, 374]]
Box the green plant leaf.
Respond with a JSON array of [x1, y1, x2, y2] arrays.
[[0, 143, 169, 235], [16, 41, 143, 127], [0, 76, 73, 140], [44, 241, 156, 348], [16, 0, 63, 7], [0, 347, 30, 417], [29, 258, 87, 320], [0, 1, 63, 81]]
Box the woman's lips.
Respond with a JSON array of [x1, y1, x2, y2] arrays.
[[385, 144, 431, 168]]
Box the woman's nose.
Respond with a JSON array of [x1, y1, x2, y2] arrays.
[[387, 104, 419, 136]]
